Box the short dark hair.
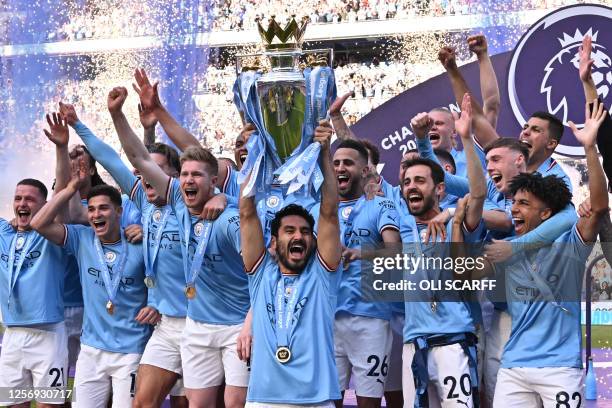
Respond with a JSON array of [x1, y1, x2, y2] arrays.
[[270, 204, 315, 238], [87, 184, 122, 207], [147, 143, 180, 173], [17, 178, 48, 200], [360, 138, 380, 166], [401, 158, 445, 185], [484, 137, 529, 160], [219, 157, 238, 170], [433, 148, 456, 175], [530, 111, 564, 142], [509, 173, 571, 215], [336, 139, 369, 163], [180, 146, 219, 176]]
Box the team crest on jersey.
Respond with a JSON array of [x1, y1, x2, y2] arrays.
[[152, 209, 162, 223], [194, 222, 204, 237], [508, 4, 612, 156], [341, 206, 352, 220], [15, 236, 25, 250], [266, 195, 280, 208], [105, 251, 116, 263]]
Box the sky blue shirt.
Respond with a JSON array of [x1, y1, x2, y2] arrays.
[[247, 251, 341, 404], [400, 217, 480, 341], [0, 220, 67, 326], [130, 182, 186, 317], [500, 225, 591, 369], [63, 224, 151, 353], [166, 178, 249, 324]]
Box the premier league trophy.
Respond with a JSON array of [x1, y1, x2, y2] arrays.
[[234, 16, 336, 197]]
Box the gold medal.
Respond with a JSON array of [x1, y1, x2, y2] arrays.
[[276, 346, 291, 364], [184, 285, 196, 299], [106, 300, 114, 315]]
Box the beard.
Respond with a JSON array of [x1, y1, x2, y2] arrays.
[[276, 244, 313, 274], [407, 193, 436, 217]]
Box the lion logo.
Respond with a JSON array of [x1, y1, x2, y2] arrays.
[[541, 28, 612, 126]]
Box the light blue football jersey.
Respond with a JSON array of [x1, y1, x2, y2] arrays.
[[166, 178, 249, 324], [311, 196, 400, 320], [0, 219, 67, 326], [63, 224, 151, 353], [400, 218, 479, 342], [247, 251, 341, 404], [220, 164, 241, 198], [500, 225, 591, 369], [130, 181, 186, 317]]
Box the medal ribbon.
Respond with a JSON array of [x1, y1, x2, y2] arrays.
[[184, 221, 213, 289], [143, 206, 171, 279], [7, 232, 34, 307], [275, 274, 302, 348], [94, 234, 129, 305]]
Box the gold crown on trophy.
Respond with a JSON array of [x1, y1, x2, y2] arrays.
[[256, 15, 309, 51]]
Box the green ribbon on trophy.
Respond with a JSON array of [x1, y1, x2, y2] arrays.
[[234, 17, 336, 197]]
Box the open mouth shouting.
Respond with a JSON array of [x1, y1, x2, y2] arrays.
[[92, 219, 107, 233], [337, 174, 350, 190], [490, 172, 503, 189], [428, 132, 441, 145], [184, 187, 198, 202], [520, 139, 532, 151], [513, 217, 526, 235], [240, 153, 247, 164], [16, 209, 31, 225], [288, 240, 306, 261]]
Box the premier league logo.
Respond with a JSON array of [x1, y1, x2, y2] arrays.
[[105, 251, 116, 263], [508, 4, 612, 156]]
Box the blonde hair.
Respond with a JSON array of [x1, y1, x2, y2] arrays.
[[179, 146, 218, 176]]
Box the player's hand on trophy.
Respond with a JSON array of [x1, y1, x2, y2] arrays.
[[454, 93, 473, 141], [58, 101, 80, 126], [133, 68, 163, 112], [200, 193, 227, 221], [314, 119, 333, 150], [135, 306, 161, 325], [44, 111, 69, 147], [438, 46, 458, 71], [467, 34, 488, 58], [569, 99, 607, 148], [107, 86, 128, 114], [578, 35, 594, 83], [410, 112, 433, 139], [329, 91, 354, 118], [125, 224, 144, 244]]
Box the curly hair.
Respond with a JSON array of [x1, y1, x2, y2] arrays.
[[270, 204, 315, 238], [509, 173, 572, 215]]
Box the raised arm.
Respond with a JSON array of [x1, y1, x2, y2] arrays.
[[315, 120, 342, 269], [43, 112, 73, 223], [468, 34, 500, 129], [239, 174, 265, 272], [31, 158, 88, 245], [438, 46, 499, 147], [330, 91, 357, 140], [133, 68, 199, 151], [571, 99, 609, 242], [457, 93, 486, 229], [60, 102, 137, 194], [139, 103, 158, 146], [107, 86, 170, 199]]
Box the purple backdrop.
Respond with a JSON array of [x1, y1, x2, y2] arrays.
[[351, 4, 612, 184]]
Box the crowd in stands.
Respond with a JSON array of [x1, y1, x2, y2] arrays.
[[0, 0, 599, 44]]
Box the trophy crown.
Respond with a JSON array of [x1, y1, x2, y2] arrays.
[[257, 16, 309, 51]]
